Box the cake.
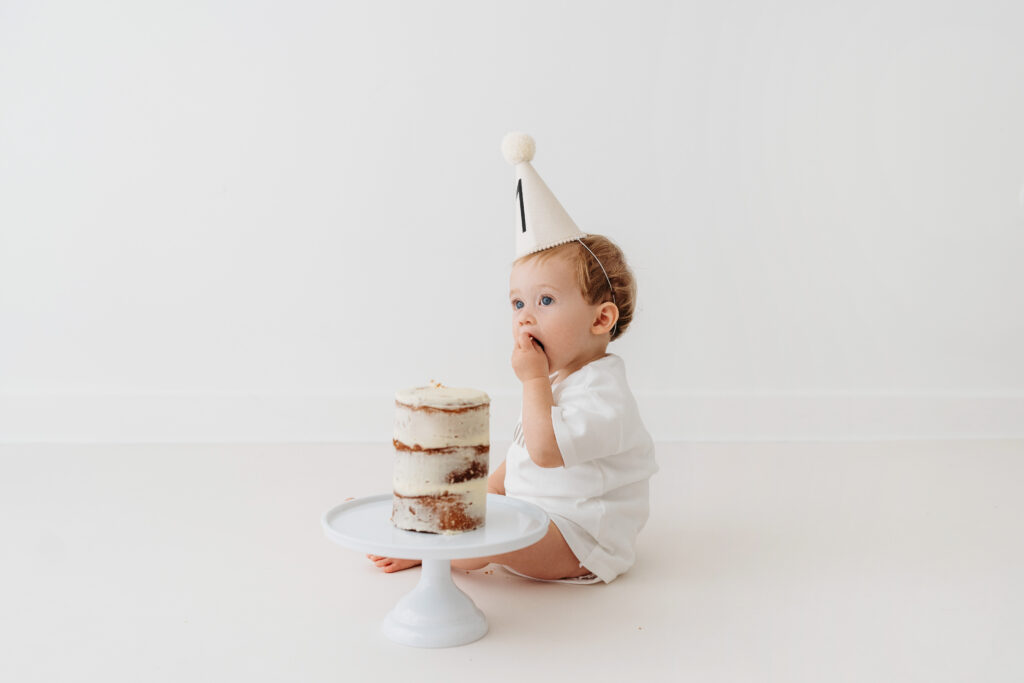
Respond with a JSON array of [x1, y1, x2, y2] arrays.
[[391, 384, 490, 534]]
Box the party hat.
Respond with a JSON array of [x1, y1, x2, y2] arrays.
[[502, 132, 586, 257]]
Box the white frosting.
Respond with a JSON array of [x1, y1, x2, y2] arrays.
[[395, 385, 490, 410], [393, 477, 487, 499], [393, 402, 489, 450], [393, 447, 488, 496]]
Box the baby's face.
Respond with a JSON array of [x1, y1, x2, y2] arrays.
[[509, 253, 602, 376]]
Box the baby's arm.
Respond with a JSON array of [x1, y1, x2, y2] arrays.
[[511, 329, 564, 468], [521, 378, 563, 467]]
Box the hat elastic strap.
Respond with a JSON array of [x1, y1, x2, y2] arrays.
[[575, 238, 619, 339]]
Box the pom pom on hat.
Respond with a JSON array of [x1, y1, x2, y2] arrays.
[[502, 132, 535, 165]]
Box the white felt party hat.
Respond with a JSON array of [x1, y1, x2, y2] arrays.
[[502, 132, 586, 257]]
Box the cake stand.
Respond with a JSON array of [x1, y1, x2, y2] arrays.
[[322, 493, 549, 648]]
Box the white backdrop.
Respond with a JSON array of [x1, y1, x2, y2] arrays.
[[2, 0, 1023, 442]]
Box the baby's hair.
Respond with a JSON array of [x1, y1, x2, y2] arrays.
[[516, 235, 636, 341]]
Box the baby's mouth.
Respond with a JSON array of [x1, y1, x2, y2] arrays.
[[531, 336, 546, 352]]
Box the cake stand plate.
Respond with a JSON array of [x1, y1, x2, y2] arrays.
[[322, 493, 549, 648]]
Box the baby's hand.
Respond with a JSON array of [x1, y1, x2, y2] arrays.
[[511, 329, 550, 382]]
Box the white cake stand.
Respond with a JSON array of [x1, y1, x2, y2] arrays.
[[322, 493, 549, 648]]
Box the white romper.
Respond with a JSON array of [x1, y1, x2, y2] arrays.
[[503, 354, 658, 583]]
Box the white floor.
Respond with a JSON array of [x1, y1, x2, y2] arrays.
[[2, 440, 1022, 682]]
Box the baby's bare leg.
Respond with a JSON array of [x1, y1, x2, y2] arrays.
[[452, 521, 591, 580], [367, 484, 589, 579], [368, 522, 588, 579]]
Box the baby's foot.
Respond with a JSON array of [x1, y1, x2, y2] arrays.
[[367, 555, 421, 573]]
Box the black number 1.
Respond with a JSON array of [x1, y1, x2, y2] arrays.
[[516, 179, 526, 233]]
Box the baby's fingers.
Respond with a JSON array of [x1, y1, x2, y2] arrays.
[[518, 329, 538, 348]]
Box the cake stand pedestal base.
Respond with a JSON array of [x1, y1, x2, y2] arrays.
[[322, 493, 549, 648], [381, 558, 487, 648]]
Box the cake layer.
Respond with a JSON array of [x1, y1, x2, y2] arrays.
[[392, 490, 486, 534], [393, 401, 489, 449], [392, 444, 489, 497], [395, 386, 490, 410]]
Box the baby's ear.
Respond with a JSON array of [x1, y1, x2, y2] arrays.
[[591, 302, 619, 336]]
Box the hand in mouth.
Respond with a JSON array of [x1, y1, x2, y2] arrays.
[[530, 336, 546, 352]]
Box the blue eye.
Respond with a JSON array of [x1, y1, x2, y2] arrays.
[[540, 296, 553, 305], [513, 300, 524, 310]]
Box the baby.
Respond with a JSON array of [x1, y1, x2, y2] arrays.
[[369, 235, 657, 583]]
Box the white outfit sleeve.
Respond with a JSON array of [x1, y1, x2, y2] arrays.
[[550, 370, 625, 468]]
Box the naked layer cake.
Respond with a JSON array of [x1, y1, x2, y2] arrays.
[[391, 384, 490, 533]]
